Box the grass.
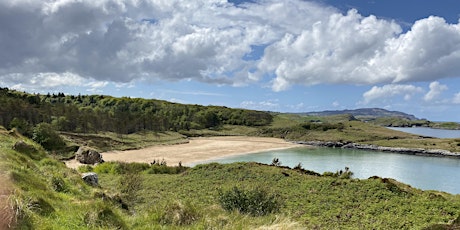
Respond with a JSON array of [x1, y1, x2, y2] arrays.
[[60, 130, 188, 152], [3, 113, 460, 229]]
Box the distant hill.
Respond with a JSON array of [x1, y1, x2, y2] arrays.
[[299, 108, 418, 120]]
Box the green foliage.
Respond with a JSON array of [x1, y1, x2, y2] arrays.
[[50, 175, 68, 193], [159, 200, 200, 225], [0, 88, 273, 135], [431, 122, 460, 130], [118, 173, 143, 211], [218, 186, 281, 216], [323, 167, 354, 179], [92, 161, 189, 175], [83, 202, 127, 229], [9, 118, 32, 136], [32, 123, 65, 151]]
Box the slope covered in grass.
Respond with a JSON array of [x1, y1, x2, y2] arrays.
[[3, 125, 460, 229]]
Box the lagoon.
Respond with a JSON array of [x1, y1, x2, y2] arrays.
[[195, 147, 460, 194], [388, 127, 460, 138]]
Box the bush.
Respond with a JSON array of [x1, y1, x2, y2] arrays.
[[32, 123, 65, 151], [323, 167, 353, 179], [218, 186, 281, 216], [50, 176, 68, 193], [159, 201, 200, 225], [118, 173, 143, 211]]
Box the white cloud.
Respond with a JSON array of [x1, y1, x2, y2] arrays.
[[86, 81, 109, 93], [1, 0, 460, 92], [240, 99, 280, 111], [6, 72, 86, 91], [453, 92, 460, 104], [362, 84, 424, 104], [424, 81, 448, 102]]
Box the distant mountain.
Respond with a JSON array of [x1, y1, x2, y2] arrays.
[[299, 108, 418, 120]]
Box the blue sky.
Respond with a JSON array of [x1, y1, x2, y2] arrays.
[[1, 0, 460, 121]]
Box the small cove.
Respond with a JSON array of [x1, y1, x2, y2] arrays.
[[193, 147, 460, 194]]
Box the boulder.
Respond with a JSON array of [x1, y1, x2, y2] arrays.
[[12, 140, 37, 154], [82, 172, 99, 187], [75, 146, 104, 164]]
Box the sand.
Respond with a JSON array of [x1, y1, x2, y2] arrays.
[[65, 136, 302, 169]]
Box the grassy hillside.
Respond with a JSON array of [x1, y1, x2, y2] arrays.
[[2, 127, 460, 229]]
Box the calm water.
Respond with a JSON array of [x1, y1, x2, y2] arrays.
[[194, 147, 460, 194], [388, 127, 460, 138]]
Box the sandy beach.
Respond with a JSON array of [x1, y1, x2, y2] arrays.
[[65, 136, 301, 168]]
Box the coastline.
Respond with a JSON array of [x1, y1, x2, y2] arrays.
[[294, 141, 460, 158], [65, 136, 302, 169]]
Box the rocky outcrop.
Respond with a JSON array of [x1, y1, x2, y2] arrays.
[[75, 146, 104, 164], [82, 172, 99, 187], [294, 141, 460, 158], [12, 140, 37, 154]]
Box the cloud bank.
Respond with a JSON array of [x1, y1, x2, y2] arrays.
[[1, 0, 460, 91]]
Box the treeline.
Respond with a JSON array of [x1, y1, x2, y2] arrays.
[[0, 88, 273, 135]]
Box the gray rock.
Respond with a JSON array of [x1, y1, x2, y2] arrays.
[[12, 140, 37, 153], [82, 172, 99, 187], [75, 146, 104, 164]]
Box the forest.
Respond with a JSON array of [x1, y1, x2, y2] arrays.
[[0, 87, 272, 136]]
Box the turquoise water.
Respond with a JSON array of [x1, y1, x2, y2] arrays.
[[388, 127, 460, 138], [194, 147, 460, 194]]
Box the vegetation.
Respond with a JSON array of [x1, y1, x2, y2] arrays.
[[0, 88, 272, 136], [2, 128, 460, 229], [218, 186, 281, 216], [256, 114, 460, 152], [2, 88, 460, 229]]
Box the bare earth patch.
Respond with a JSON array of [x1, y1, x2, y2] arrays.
[[0, 174, 15, 229], [66, 136, 302, 168]]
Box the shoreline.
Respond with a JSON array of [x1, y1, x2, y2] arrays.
[[65, 136, 302, 169], [294, 141, 460, 158]]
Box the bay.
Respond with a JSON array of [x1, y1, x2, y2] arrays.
[[194, 147, 460, 194], [388, 127, 460, 138]]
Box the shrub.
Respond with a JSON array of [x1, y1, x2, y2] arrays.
[[32, 123, 65, 151], [77, 165, 94, 173], [159, 201, 200, 225], [218, 186, 281, 216], [118, 173, 143, 211], [323, 167, 353, 179], [50, 176, 68, 193]]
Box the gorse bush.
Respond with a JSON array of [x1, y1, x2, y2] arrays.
[[218, 186, 281, 216]]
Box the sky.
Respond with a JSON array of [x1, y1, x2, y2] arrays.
[[1, 0, 460, 121]]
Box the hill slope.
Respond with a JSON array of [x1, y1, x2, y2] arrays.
[[301, 108, 418, 120]]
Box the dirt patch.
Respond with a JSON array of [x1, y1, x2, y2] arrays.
[[0, 174, 15, 229], [66, 136, 304, 168]]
